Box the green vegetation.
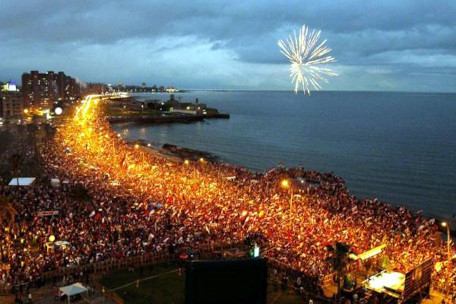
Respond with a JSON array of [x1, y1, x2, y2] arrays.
[[99, 264, 303, 304], [0, 195, 17, 229], [0, 131, 13, 154], [100, 264, 185, 304], [326, 242, 351, 300], [0, 126, 45, 184], [0, 131, 14, 182], [267, 288, 305, 304], [101, 104, 161, 117]]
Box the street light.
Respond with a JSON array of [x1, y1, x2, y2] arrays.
[[280, 179, 293, 211], [441, 221, 451, 300], [281, 179, 294, 230]]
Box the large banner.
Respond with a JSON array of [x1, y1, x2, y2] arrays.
[[403, 258, 433, 300], [36, 210, 59, 217]]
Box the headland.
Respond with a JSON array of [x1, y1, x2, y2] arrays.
[[104, 93, 229, 125]]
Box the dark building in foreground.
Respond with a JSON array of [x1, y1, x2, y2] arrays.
[[185, 258, 268, 304], [21, 71, 80, 108]]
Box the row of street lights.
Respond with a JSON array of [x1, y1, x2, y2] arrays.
[[281, 177, 453, 300], [281, 179, 294, 231], [441, 221, 452, 300]]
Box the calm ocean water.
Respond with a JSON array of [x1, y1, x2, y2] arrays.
[[113, 91, 456, 219]]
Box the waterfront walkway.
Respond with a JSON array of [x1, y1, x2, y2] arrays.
[[1, 96, 454, 303]]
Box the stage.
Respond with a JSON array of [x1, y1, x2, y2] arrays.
[[365, 271, 404, 298]]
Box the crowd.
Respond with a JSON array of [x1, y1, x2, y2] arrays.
[[0, 97, 454, 299]]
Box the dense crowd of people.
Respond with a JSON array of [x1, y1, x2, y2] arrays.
[[0, 98, 454, 300]]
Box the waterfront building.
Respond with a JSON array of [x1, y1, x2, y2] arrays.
[[165, 86, 178, 93], [165, 95, 221, 116], [82, 82, 110, 95], [21, 70, 80, 108], [1, 82, 23, 120]]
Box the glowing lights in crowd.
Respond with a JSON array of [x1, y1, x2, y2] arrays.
[[280, 179, 290, 189], [54, 107, 63, 115]]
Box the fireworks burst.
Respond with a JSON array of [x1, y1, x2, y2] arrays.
[[278, 25, 337, 95]]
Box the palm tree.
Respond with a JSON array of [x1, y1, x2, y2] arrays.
[[71, 184, 90, 202], [9, 153, 23, 186], [71, 184, 92, 212], [326, 241, 351, 300], [0, 196, 17, 229]]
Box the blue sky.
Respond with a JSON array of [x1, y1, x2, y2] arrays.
[[1, 0, 455, 92]]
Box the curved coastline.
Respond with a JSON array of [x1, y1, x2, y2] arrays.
[[127, 90, 456, 220], [2, 97, 451, 299], [118, 123, 456, 235]]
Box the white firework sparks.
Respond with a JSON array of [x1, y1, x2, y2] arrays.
[[278, 25, 337, 95]]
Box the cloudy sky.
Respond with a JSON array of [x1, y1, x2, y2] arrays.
[[1, 0, 455, 92]]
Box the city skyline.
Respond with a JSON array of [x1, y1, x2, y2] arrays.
[[1, 0, 455, 92]]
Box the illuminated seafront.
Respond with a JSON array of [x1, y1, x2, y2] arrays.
[[41, 95, 448, 280], [1, 94, 453, 303], [125, 90, 456, 220]]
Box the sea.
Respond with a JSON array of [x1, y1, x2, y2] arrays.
[[112, 90, 456, 221]]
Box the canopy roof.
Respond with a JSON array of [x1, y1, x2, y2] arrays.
[[350, 244, 387, 261], [8, 177, 36, 186], [51, 178, 60, 187], [59, 282, 87, 297]]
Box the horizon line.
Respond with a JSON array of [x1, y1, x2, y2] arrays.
[[131, 88, 456, 94]]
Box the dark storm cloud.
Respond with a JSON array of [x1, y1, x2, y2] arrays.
[[0, 0, 455, 91], [3, 1, 455, 53]]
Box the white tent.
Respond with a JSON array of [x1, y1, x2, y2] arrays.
[[51, 178, 60, 187], [59, 282, 88, 303], [8, 177, 36, 186]]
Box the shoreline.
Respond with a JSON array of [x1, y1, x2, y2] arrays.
[[108, 114, 204, 124], [7, 97, 450, 301], [128, 139, 218, 164], [127, 138, 456, 235]]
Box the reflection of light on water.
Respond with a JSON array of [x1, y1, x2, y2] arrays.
[[158, 129, 168, 140], [140, 128, 146, 136], [122, 129, 129, 135]]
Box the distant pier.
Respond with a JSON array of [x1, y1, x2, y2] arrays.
[[107, 114, 204, 124]]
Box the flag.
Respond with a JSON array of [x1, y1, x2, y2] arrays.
[[120, 153, 128, 168], [264, 167, 276, 177], [93, 213, 102, 221]]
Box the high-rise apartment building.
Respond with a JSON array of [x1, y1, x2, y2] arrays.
[[21, 70, 80, 108], [1, 82, 23, 120]]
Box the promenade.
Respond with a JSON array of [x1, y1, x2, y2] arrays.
[[0, 95, 454, 302]]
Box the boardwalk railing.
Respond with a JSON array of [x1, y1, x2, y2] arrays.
[[3, 242, 345, 304], [41, 252, 172, 281]]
